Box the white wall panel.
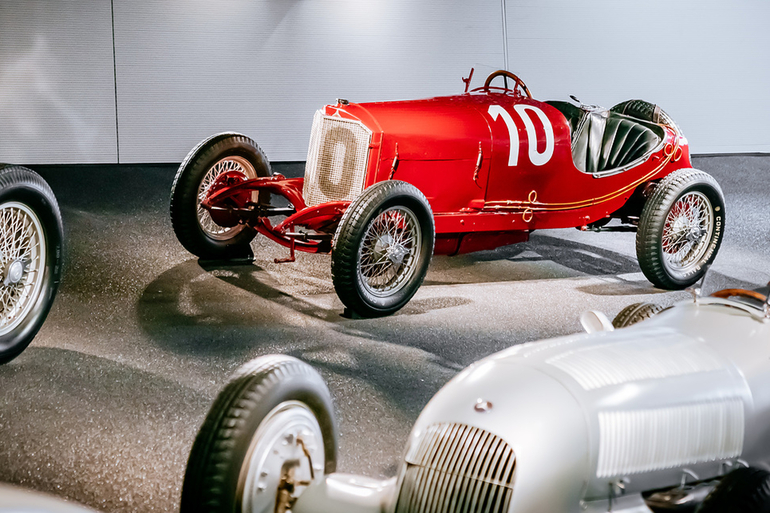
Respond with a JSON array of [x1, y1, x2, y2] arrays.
[[113, 0, 504, 162], [504, 0, 770, 154], [0, 1, 767, 163], [0, 1, 118, 164]]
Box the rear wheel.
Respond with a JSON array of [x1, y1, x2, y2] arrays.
[[0, 166, 63, 364], [170, 133, 271, 259], [696, 467, 770, 513], [636, 169, 724, 289], [331, 181, 435, 317], [181, 355, 337, 513], [612, 302, 664, 328]]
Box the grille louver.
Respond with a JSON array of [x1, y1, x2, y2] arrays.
[[395, 423, 516, 513], [302, 110, 372, 207]]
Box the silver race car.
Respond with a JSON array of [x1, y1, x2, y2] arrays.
[[181, 282, 770, 513]]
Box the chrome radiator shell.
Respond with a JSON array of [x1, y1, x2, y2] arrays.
[[394, 423, 515, 513], [303, 111, 372, 207]]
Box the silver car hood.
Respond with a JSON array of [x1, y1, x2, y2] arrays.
[[403, 300, 768, 511]]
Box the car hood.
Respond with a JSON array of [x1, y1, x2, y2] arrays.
[[324, 95, 495, 161], [402, 303, 753, 510]]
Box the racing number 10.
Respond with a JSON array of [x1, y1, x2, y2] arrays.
[[488, 105, 554, 167]]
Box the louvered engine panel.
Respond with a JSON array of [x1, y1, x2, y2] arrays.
[[395, 423, 515, 513], [597, 399, 744, 478], [302, 111, 372, 207]]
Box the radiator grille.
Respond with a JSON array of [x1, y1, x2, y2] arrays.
[[597, 399, 744, 478], [395, 423, 516, 513], [302, 111, 372, 207]]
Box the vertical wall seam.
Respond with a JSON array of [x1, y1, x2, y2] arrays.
[[500, 0, 509, 71], [110, 0, 120, 163]]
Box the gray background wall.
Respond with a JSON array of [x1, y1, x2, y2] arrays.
[[1, 0, 768, 164]]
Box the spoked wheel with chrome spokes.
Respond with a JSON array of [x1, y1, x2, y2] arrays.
[[0, 166, 63, 364], [180, 355, 337, 513], [660, 191, 714, 276], [332, 181, 435, 318], [637, 168, 725, 289], [357, 206, 423, 299], [170, 133, 272, 260], [196, 155, 257, 241], [0, 202, 47, 336]]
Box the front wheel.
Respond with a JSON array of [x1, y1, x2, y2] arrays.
[[0, 166, 63, 364], [696, 467, 770, 513], [636, 168, 725, 289], [331, 181, 435, 318], [181, 355, 337, 513], [170, 133, 271, 260]]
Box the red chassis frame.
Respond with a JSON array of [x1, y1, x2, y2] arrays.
[[200, 88, 691, 262]]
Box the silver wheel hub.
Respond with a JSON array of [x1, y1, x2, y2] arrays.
[[239, 401, 324, 513], [4, 260, 25, 285]]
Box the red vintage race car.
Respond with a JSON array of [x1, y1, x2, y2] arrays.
[[169, 69, 725, 317]]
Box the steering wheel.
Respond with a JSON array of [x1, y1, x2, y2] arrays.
[[480, 70, 532, 98], [710, 288, 768, 303]]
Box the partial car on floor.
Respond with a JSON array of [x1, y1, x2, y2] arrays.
[[170, 69, 725, 317], [0, 165, 63, 364], [181, 281, 770, 513]]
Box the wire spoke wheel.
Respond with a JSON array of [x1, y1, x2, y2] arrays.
[[0, 202, 46, 337], [171, 133, 270, 259], [660, 191, 713, 274], [196, 155, 256, 241], [332, 181, 434, 317], [357, 206, 422, 298], [636, 168, 725, 290]]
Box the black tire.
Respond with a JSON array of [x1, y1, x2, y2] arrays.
[[181, 355, 337, 513], [636, 168, 725, 289], [696, 467, 770, 513], [0, 166, 63, 364], [170, 133, 271, 259], [612, 302, 664, 329], [331, 181, 435, 317]]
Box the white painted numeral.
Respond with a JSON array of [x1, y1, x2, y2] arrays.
[[487, 105, 520, 166], [487, 104, 554, 167]]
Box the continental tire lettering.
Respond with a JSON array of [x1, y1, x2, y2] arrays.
[[488, 104, 554, 167], [703, 216, 723, 262], [513, 105, 554, 166], [487, 105, 520, 166]]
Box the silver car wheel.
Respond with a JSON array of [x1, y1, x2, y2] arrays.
[[0, 202, 46, 337], [357, 206, 422, 298], [661, 191, 714, 275], [196, 155, 256, 241], [238, 401, 325, 513]]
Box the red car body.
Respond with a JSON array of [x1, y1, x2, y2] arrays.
[[203, 78, 690, 258], [173, 70, 721, 317]]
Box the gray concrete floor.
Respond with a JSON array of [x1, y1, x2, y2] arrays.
[[0, 156, 768, 512]]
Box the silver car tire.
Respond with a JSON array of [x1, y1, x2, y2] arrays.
[[180, 355, 337, 513]]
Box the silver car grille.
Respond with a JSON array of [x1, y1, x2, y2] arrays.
[[302, 110, 372, 208], [395, 423, 516, 513]]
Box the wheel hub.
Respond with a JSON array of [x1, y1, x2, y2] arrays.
[[687, 226, 704, 243], [3, 259, 25, 286], [373, 234, 408, 268]]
